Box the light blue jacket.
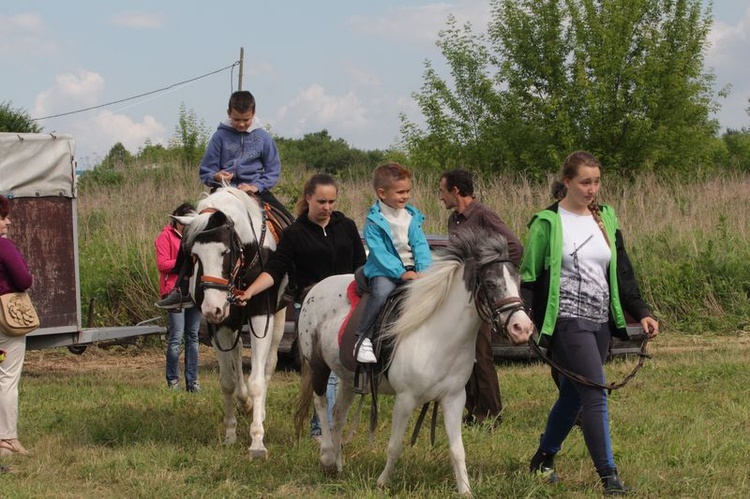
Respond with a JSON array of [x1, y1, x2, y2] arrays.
[[362, 201, 432, 280]]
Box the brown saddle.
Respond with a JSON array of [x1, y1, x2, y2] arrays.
[[263, 202, 293, 244]]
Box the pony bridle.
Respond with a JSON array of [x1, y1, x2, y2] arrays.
[[474, 259, 526, 336], [194, 209, 266, 306]]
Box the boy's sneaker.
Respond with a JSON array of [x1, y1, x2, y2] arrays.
[[186, 382, 201, 393], [155, 289, 193, 310], [167, 381, 180, 391], [355, 338, 377, 363]]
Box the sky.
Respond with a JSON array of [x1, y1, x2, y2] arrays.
[[2, 0, 749, 169]]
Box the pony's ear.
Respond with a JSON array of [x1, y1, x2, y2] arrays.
[[172, 213, 196, 226]]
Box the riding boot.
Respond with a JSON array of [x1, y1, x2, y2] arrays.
[[600, 469, 630, 495], [529, 448, 559, 484]]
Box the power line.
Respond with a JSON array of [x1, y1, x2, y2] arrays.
[[32, 62, 239, 121]]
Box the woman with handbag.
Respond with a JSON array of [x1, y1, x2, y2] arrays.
[[0, 194, 34, 457]]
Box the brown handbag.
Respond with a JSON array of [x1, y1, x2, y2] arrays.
[[0, 292, 40, 336]]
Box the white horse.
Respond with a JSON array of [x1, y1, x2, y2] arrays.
[[176, 187, 288, 459], [295, 228, 533, 496]]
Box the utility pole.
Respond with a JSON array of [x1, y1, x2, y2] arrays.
[[238, 47, 244, 90]]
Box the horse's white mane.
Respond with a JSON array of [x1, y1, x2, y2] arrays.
[[182, 187, 266, 249], [380, 228, 510, 350]]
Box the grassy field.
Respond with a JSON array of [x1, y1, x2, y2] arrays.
[[1, 333, 748, 498]]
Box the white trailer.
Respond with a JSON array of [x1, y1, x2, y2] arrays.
[[0, 132, 164, 350]]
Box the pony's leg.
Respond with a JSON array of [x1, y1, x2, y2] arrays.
[[213, 330, 248, 445], [441, 393, 472, 496], [313, 390, 336, 473], [263, 309, 285, 382], [331, 379, 355, 473], [246, 314, 275, 459], [377, 394, 418, 489]]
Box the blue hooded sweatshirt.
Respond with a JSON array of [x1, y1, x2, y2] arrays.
[[198, 119, 281, 192]]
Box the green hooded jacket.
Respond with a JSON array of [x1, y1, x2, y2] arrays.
[[520, 202, 652, 340]]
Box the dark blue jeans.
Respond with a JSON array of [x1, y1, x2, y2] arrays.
[[538, 318, 616, 474], [356, 276, 398, 339]]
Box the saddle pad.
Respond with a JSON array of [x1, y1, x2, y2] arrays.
[[339, 280, 367, 372]]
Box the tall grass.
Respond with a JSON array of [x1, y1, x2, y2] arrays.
[[77, 161, 750, 333], [3, 334, 749, 497]]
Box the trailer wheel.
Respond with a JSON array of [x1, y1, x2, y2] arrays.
[[67, 345, 88, 355]]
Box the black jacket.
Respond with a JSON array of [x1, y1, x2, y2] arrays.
[[265, 211, 366, 295]]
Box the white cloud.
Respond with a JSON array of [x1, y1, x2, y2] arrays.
[[347, 0, 491, 46], [706, 6, 750, 129], [33, 71, 105, 118], [72, 110, 166, 159], [274, 84, 369, 137], [110, 11, 165, 30], [31, 71, 167, 166], [0, 12, 56, 55]]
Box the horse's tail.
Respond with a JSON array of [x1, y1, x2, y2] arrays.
[[294, 357, 314, 441]]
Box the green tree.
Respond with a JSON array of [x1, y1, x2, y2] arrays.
[[402, 0, 719, 176], [171, 103, 209, 166], [0, 101, 42, 133]]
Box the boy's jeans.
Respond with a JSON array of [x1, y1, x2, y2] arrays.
[[356, 276, 398, 339], [166, 306, 202, 387]]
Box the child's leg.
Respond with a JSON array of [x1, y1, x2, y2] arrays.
[[356, 276, 397, 340], [155, 247, 194, 309]]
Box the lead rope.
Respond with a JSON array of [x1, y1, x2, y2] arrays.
[[529, 331, 651, 392]]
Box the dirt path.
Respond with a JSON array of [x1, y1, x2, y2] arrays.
[[22, 332, 749, 373]]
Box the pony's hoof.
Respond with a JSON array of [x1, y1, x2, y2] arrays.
[[249, 448, 268, 460], [320, 463, 338, 477]]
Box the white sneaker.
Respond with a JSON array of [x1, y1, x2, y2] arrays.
[[356, 338, 377, 363]]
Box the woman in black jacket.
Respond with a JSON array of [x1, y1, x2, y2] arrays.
[[237, 173, 366, 437]]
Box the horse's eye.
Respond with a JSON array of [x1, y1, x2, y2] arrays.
[[222, 248, 230, 256]]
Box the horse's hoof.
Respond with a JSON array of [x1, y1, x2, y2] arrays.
[[249, 448, 268, 460], [320, 463, 338, 477]]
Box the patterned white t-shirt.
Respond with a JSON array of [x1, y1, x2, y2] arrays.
[[378, 200, 415, 268], [558, 206, 611, 322]]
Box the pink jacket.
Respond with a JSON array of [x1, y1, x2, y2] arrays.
[[154, 224, 181, 296]]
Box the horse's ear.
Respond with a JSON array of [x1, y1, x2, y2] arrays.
[[172, 213, 196, 226]]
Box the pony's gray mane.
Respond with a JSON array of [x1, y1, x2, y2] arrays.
[[381, 228, 510, 348]]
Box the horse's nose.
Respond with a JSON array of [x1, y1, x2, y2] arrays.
[[508, 317, 533, 345], [202, 306, 225, 324]]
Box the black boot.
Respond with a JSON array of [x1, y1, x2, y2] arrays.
[[600, 470, 630, 495], [529, 448, 559, 484]]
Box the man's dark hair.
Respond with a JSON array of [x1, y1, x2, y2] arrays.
[[441, 169, 474, 197], [228, 91, 256, 113]]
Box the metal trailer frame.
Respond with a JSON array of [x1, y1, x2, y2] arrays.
[[1, 133, 164, 351]]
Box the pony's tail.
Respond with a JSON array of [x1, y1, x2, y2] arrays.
[[294, 358, 314, 441]]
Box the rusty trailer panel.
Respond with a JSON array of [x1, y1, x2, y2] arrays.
[[11, 197, 80, 331]]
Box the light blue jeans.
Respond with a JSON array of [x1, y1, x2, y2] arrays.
[[310, 371, 338, 435], [166, 306, 201, 388]]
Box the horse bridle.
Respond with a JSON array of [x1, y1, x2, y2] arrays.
[[474, 258, 526, 336], [192, 206, 272, 348]]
